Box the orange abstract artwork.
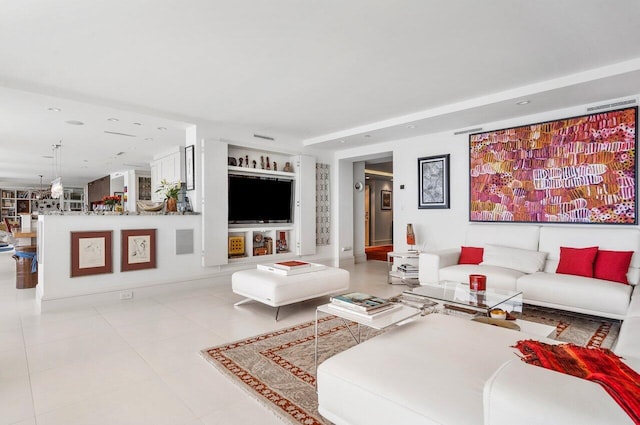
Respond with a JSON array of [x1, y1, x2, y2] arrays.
[[469, 107, 637, 224]]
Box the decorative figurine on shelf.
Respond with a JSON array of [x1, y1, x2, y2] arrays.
[[260, 156, 265, 169], [283, 162, 293, 173], [266, 156, 271, 170], [245, 155, 249, 167], [238, 157, 244, 167], [406, 223, 416, 252], [273, 162, 277, 171], [252, 160, 257, 168], [228, 157, 237, 166]]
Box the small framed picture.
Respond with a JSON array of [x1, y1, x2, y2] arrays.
[[418, 154, 450, 209], [71, 231, 113, 277], [121, 229, 157, 272], [381, 190, 392, 210], [185, 145, 195, 191]]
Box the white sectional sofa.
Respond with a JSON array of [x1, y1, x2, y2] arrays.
[[418, 224, 640, 319], [317, 224, 640, 424], [318, 313, 639, 425]]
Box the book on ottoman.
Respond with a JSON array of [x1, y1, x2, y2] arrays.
[[257, 262, 327, 276]]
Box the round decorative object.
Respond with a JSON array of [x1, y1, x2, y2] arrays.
[[254, 233, 263, 243], [354, 181, 364, 192]]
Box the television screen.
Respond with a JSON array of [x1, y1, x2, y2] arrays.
[[469, 106, 637, 224], [228, 175, 294, 223]]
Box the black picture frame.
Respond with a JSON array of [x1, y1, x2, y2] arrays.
[[381, 190, 392, 210], [185, 145, 195, 190], [418, 154, 450, 209]]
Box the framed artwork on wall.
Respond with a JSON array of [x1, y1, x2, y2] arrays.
[[418, 154, 450, 209], [121, 229, 157, 272], [70, 231, 113, 277], [381, 190, 392, 210], [469, 106, 637, 224], [185, 145, 195, 190]]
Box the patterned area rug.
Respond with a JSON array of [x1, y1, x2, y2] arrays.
[[200, 307, 621, 425]]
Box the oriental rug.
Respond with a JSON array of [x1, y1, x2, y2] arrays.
[[200, 308, 620, 425]]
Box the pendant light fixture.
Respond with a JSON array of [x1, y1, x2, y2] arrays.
[[50, 141, 64, 199]]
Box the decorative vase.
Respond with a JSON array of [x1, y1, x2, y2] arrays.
[[166, 198, 177, 212]]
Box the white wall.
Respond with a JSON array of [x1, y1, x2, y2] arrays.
[[335, 98, 640, 256], [37, 214, 210, 305], [352, 161, 365, 263], [369, 179, 393, 245]]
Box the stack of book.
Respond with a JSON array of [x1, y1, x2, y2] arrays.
[[328, 292, 399, 320], [396, 263, 419, 278]]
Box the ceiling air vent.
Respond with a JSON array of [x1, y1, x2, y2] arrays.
[[104, 131, 136, 137], [253, 134, 275, 141], [587, 99, 637, 112], [454, 127, 483, 135]]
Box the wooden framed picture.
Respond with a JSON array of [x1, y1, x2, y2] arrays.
[[121, 229, 157, 272], [381, 190, 392, 210], [185, 145, 195, 191], [71, 231, 113, 277], [418, 154, 450, 209]]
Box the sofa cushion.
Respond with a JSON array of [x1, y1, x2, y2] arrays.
[[459, 246, 484, 264], [556, 246, 598, 278], [538, 226, 640, 285], [440, 264, 523, 291], [481, 244, 547, 274], [517, 272, 632, 318], [594, 250, 634, 284]]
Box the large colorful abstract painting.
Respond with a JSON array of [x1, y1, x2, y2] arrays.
[[469, 107, 637, 224]]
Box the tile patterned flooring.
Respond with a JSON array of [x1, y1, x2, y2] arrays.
[[0, 252, 407, 425]]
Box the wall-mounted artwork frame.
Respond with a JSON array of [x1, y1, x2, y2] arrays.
[[121, 228, 157, 272], [469, 106, 637, 224], [418, 154, 450, 209], [185, 145, 195, 190], [71, 231, 113, 277], [381, 190, 392, 210]]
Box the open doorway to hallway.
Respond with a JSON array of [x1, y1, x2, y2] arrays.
[[364, 158, 393, 261]]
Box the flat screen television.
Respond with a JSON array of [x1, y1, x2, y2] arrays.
[[228, 174, 294, 223]]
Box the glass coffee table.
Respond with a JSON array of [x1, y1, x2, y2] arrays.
[[404, 281, 523, 317]]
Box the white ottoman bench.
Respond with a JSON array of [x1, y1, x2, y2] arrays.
[[232, 266, 350, 320]]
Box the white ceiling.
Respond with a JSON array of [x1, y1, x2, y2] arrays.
[[1, 0, 639, 186]]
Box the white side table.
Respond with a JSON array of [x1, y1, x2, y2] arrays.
[[387, 251, 420, 284]]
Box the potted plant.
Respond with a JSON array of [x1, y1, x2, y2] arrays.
[[155, 179, 181, 212]]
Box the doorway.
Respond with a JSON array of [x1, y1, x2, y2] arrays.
[[364, 158, 393, 261]]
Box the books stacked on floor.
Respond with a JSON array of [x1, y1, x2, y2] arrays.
[[328, 292, 400, 320], [396, 263, 419, 278]]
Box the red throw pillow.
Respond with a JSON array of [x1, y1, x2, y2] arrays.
[[556, 246, 599, 277], [594, 250, 633, 284], [459, 246, 484, 265]]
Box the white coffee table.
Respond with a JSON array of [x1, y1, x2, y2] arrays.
[[314, 303, 420, 375]]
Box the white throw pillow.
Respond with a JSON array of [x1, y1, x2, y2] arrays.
[[480, 244, 548, 274]]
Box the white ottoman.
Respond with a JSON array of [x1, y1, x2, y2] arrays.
[[232, 266, 350, 320]]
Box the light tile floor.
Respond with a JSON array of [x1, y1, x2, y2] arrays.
[[0, 252, 410, 425]]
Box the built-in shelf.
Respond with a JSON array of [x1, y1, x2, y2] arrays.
[[227, 165, 295, 179]]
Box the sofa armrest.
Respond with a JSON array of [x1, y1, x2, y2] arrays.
[[484, 360, 633, 425], [418, 249, 460, 284]]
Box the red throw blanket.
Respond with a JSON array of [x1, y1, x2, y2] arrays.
[[514, 340, 640, 424]]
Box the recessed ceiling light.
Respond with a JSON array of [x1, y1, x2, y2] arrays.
[[42, 155, 53, 159], [107, 118, 119, 122], [157, 126, 167, 131], [133, 122, 142, 126], [339, 140, 345, 143], [145, 137, 153, 141], [516, 100, 531, 105], [406, 124, 416, 129], [48, 107, 61, 112], [65, 120, 84, 125], [364, 134, 371, 138]]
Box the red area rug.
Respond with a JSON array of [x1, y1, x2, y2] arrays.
[[365, 244, 393, 261]]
